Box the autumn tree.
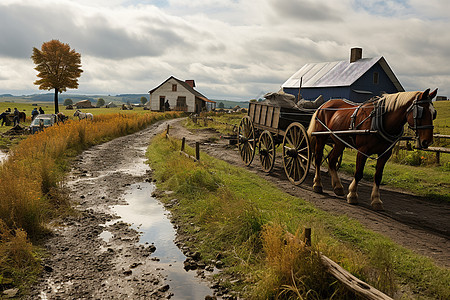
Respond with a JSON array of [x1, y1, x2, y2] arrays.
[[31, 40, 83, 114]]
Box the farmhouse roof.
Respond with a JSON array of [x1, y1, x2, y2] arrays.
[[282, 56, 404, 92], [149, 76, 215, 103], [75, 99, 93, 105]]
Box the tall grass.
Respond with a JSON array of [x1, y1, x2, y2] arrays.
[[0, 111, 181, 291]]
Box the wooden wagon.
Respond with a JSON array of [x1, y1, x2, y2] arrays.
[[238, 100, 316, 185]]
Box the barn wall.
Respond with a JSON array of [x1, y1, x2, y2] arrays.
[[150, 78, 196, 112], [283, 87, 351, 102], [350, 63, 399, 102]]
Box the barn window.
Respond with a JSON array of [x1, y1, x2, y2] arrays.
[[373, 72, 379, 84], [172, 84, 177, 91]]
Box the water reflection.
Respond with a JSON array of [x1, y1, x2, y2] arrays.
[[108, 182, 215, 299]]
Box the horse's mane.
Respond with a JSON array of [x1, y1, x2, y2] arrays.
[[382, 91, 421, 112]]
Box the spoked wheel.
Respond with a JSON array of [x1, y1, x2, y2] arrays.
[[258, 130, 276, 173], [282, 122, 311, 185], [238, 116, 256, 166]]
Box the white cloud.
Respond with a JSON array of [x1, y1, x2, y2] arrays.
[[0, 0, 448, 99]]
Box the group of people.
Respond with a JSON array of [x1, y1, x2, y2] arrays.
[[31, 107, 45, 120], [0, 106, 45, 126]]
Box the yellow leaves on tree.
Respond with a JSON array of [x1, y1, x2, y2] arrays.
[[31, 39, 83, 92], [31, 39, 83, 113]]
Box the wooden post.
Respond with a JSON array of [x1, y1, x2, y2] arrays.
[[166, 124, 170, 138], [195, 142, 200, 161], [181, 137, 186, 152], [304, 228, 311, 247], [436, 151, 440, 165]]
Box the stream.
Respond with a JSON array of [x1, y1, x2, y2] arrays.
[[100, 155, 216, 299]]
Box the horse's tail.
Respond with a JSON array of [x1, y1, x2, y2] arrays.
[[307, 110, 319, 153]]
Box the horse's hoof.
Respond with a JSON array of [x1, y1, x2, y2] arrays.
[[313, 186, 323, 194], [346, 194, 358, 205], [334, 187, 345, 196], [371, 202, 384, 211]]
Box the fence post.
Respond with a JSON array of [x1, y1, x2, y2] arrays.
[[181, 137, 186, 152], [166, 124, 170, 139], [195, 142, 200, 161], [304, 228, 311, 247]]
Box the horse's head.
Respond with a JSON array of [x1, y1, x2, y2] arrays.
[[73, 110, 79, 117], [407, 88, 437, 149]]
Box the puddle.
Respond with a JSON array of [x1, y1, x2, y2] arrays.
[[107, 182, 216, 299]]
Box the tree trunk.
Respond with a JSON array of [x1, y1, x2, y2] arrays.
[[54, 88, 59, 114]]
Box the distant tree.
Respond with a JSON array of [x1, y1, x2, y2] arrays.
[[140, 96, 148, 105], [97, 98, 105, 107], [249, 99, 257, 103], [63, 98, 73, 106], [218, 102, 225, 108], [31, 40, 83, 114]]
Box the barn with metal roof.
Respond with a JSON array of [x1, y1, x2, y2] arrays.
[[282, 48, 404, 103]]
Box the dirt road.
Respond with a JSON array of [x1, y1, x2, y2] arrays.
[[28, 119, 190, 299], [168, 119, 449, 268]]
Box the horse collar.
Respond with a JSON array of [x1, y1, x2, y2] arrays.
[[371, 98, 404, 144]]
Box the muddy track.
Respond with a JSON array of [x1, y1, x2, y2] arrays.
[[168, 119, 449, 268], [27, 119, 188, 300]]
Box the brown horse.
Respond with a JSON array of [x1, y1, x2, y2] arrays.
[[307, 89, 437, 210]]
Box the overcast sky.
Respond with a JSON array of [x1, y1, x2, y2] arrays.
[[0, 0, 448, 101]]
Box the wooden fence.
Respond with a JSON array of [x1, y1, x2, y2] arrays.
[[166, 125, 200, 161], [301, 228, 393, 300], [423, 134, 450, 165]]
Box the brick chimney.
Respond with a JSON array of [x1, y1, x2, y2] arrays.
[[185, 80, 195, 88], [350, 47, 362, 63]]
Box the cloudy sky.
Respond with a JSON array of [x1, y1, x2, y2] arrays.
[[0, 0, 448, 101]]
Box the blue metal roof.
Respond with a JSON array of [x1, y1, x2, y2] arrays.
[[282, 56, 403, 91]]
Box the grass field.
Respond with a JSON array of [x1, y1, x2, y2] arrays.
[[0, 103, 151, 149]]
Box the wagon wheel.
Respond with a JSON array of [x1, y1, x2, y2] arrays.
[[282, 122, 311, 185], [238, 116, 256, 166], [258, 130, 276, 173]]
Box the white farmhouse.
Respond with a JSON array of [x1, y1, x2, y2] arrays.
[[148, 76, 215, 113]]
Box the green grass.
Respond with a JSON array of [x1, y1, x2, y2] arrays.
[[433, 101, 450, 137], [146, 135, 449, 299]]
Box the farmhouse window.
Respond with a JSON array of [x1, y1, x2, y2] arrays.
[[373, 72, 379, 84], [172, 84, 177, 91]]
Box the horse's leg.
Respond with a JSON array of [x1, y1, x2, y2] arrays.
[[313, 136, 326, 193], [370, 151, 391, 211], [328, 142, 345, 196], [347, 151, 368, 204]]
